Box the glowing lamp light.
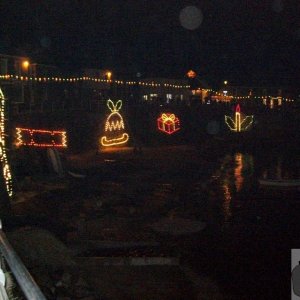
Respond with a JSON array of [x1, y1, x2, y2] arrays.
[[0, 88, 13, 197], [225, 104, 253, 132], [157, 113, 180, 135], [15, 128, 67, 147], [22, 60, 30, 70], [106, 71, 112, 80], [100, 99, 129, 147], [187, 70, 197, 78]]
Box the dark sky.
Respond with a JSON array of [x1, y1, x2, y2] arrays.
[[1, 0, 300, 87]]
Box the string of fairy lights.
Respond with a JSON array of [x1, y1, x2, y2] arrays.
[[16, 128, 67, 148], [0, 74, 297, 102], [0, 88, 13, 197], [0, 74, 188, 89], [0, 82, 296, 199]]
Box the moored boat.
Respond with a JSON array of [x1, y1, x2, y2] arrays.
[[258, 178, 300, 188]]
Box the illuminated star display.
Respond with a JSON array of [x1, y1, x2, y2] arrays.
[[0, 88, 13, 197], [100, 99, 129, 147], [225, 104, 253, 132], [157, 113, 180, 135], [15, 128, 67, 147]]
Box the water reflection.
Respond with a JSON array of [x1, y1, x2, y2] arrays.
[[222, 181, 232, 222], [234, 153, 243, 192], [221, 153, 245, 222], [213, 153, 254, 223]]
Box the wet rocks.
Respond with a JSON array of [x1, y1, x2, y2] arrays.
[[6, 227, 100, 299]]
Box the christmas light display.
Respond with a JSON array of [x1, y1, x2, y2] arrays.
[[15, 128, 67, 147], [0, 88, 13, 197], [0, 75, 189, 89], [1, 75, 296, 102], [157, 113, 180, 135], [100, 99, 129, 147], [1, 74, 296, 103], [225, 104, 253, 132]]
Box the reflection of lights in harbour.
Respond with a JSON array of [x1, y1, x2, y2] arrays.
[[234, 153, 244, 192], [218, 153, 254, 223], [222, 183, 232, 221]]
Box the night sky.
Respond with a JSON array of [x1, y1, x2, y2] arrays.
[[1, 0, 300, 87]]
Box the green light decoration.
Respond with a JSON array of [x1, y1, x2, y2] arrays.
[[0, 87, 13, 197], [225, 104, 253, 132]]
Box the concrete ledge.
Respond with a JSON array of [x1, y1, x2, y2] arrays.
[[68, 240, 160, 255], [76, 256, 179, 266]]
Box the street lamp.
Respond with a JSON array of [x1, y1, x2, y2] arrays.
[[106, 71, 112, 81], [22, 60, 30, 73], [105, 71, 113, 98], [224, 80, 228, 85]]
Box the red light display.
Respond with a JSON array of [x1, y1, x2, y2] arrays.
[[157, 113, 180, 135], [16, 128, 67, 148]]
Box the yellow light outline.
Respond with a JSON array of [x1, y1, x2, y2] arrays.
[[100, 133, 129, 147], [105, 112, 125, 131], [100, 99, 129, 147], [0, 88, 13, 197], [225, 105, 254, 132]]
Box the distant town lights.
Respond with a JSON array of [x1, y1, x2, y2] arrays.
[[0, 75, 297, 101], [0, 75, 188, 89]]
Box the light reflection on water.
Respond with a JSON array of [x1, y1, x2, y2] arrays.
[[207, 150, 300, 226], [73, 149, 298, 233], [222, 182, 232, 222], [234, 153, 243, 192], [211, 153, 255, 224]]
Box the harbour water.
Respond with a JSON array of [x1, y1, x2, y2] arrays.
[[10, 142, 300, 299]]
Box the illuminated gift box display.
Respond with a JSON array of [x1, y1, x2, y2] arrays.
[[16, 128, 67, 147], [225, 104, 253, 132], [100, 99, 129, 147], [0, 87, 13, 197], [157, 113, 180, 135]]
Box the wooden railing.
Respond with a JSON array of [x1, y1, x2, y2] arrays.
[[0, 220, 46, 300]]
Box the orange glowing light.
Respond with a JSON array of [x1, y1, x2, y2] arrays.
[[234, 153, 244, 192], [187, 70, 197, 78], [22, 60, 30, 70], [106, 71, 112, 80], [157, 113, 180, 135], [16, 128, 67, 147], [222, 183, 232, 222]]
